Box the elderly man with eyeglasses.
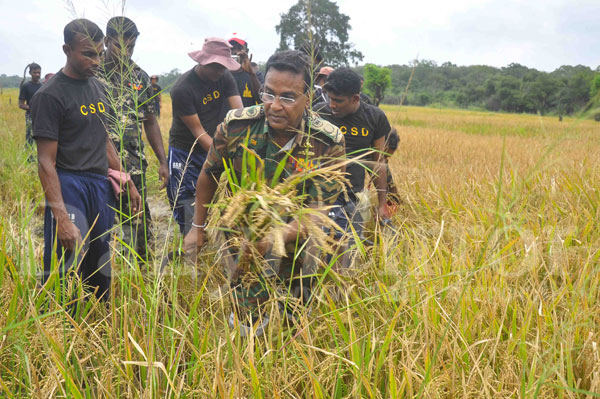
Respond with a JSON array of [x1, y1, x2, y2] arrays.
[[182, 50, 345, 337]]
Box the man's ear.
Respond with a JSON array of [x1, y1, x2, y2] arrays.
[[351, 94, 361, 104], [62, 44, 71, 57]]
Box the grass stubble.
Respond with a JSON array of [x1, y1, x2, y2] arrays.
[[0, 84, 599, 398]]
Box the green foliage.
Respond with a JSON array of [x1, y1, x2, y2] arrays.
[[589, 74, 600, 99], [276, 0, 364, 67], [355, 60, 598, 116], [363, 64, 391, 106], [0, 74, 22, 88], [156, 69, 181, 93]]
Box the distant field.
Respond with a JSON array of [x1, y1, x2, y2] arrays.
[[1, 87, 599, 398]]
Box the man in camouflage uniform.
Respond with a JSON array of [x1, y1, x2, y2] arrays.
[[183, 50, 345, 336], [100, 17, 169, 262]]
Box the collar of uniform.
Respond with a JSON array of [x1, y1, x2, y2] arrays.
[[264, 111, 309, 154]]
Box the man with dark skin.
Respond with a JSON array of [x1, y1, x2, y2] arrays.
[[167, 38, 243, 234], [317, 67, 391, 239], [182, 50, 345, 336], [100, 16, 169, 262], [19, 62, 42, 146], [228, 33, 261, 107], [31, 19, 141, 301]]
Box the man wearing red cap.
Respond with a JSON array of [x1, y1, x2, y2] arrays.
[[167, 38, 243, 234], [228, 33, 261, 108]]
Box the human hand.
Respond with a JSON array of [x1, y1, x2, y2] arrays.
[[377, 203, 391, 221], [238, 50, 253, 74], [158, 163, 169, 190], [255, 236, 272, 257], [57, 217, 82, 252], [182, 226, 205, 256], [127, 182, 142, 216]]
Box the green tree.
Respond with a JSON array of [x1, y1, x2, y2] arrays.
[[276, 0, 363, 67], [364, 64, 391, 106], [590, 74, 600, 99]]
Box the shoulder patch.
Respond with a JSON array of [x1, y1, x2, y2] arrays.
[[225, 105, 265, 125], [307, 111, 343, 144]]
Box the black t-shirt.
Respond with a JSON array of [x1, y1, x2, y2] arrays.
[[232, 69, 259, 108], [19, 81, 42, 114], [30, 70, 109, 176], [317, 101, 391, 194], [360, 92, 373, 105], [169, 67, 239, 153]]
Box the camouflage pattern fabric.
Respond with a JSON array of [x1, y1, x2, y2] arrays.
[[205, 104, 345, 319], [99, 60, 156, 260], [99, 60, 155, 176], [205, 104, 345, 205], [25, 113, 34, 146]]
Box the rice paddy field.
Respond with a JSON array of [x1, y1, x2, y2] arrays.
[[1, 86, 599, 398]]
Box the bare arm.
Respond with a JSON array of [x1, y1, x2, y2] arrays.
[[181, 169, 220, 253], [142, 113, 169, 189], [18, 99, 29, 111], [37, 138, 82, 251], [227, 95, 243, 111], [372, 136, 389, 218], [180, 114, 213, 152], [239, 51, 262, 103]]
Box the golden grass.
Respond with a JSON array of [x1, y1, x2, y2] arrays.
[[1, 87, 599, 398]]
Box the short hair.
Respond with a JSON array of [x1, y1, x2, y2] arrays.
[[298, 42, 323, 64], [387, 128, 399, 151], [28, 63, 41, 71], [106, 16, 139, 39], [265, 50, 311, 92], [64, 18, 104, 46], [323, 67, 361, 96]]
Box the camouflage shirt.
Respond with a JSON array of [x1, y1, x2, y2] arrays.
[[99, 60, 155, 174], [204, 105, 346, 205]]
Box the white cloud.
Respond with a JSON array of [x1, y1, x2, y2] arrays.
[[0, 0, 598, 76]]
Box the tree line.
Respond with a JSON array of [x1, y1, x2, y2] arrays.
[[354, 61, 600, 116]]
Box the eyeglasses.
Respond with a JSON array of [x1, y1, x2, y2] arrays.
[[260, 91, 298, 106]]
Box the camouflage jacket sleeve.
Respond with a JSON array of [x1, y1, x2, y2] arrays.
[[203, 121, 229, 177], [306, 136, 346, 205], [138, 68, 155, 116]]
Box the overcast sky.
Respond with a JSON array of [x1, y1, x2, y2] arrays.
[[1, 0, 599, 77]]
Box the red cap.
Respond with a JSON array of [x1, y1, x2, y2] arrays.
[[228, 32, 247, 47]]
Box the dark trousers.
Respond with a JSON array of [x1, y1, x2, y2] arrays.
[[118, 172, 152, 261], [42, 170, 115, 300], [167, 146, 207, 235]]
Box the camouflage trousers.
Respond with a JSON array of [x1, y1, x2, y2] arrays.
[[223, 239, 320, 320], [25, 114, 34, 146], [118, 171, 152, 262]]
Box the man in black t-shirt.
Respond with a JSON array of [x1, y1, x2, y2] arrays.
[[317, 67, 392, 239], [228, 34, 261, 108], [19, 62, 42, 146], [31, 19, 141, 302], [150, 75, 162, 117], [168, 37, 242, 234]]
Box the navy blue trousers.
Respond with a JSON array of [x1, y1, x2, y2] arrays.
[[42, 170, 115, 300], [167, 146, 207, 235]]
